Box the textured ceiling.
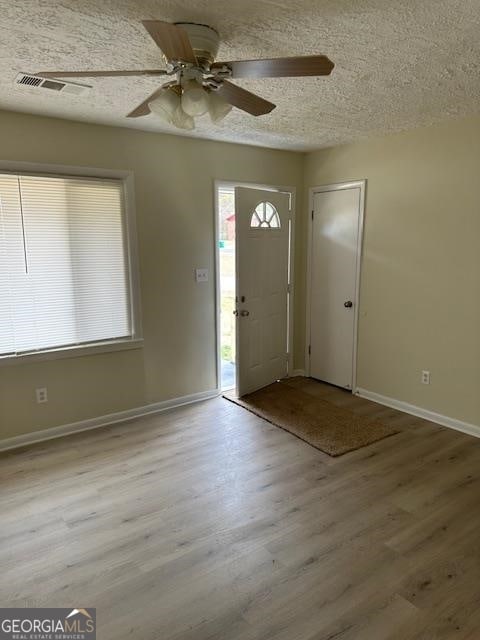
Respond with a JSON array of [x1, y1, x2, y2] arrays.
[[1, 0, 480, 150]]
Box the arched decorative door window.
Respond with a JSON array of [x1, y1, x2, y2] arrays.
[[250, 201, 281, 229]]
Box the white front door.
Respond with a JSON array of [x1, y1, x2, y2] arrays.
[[309, 184, 363, 389], [235, 187, 291, 396]]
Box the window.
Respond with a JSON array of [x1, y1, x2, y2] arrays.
[[250, 201, 281, 228], [0, 172, 139, 359]]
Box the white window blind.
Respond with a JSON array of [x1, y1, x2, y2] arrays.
[[0, 172, 133, 357]]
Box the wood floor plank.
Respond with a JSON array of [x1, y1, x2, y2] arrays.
[[0, 379, 479, 639]]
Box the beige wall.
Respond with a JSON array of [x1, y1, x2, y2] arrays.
[[2, 107, 479, 442], [303, 116, 480, 426], [0, 109, 303, 440]]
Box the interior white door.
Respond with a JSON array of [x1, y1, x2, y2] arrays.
[[235, 187, 290, 396], [309, 186, 361, 389]]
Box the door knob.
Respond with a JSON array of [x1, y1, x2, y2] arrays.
[[240, 310, 250, 317], [344, 300, 353, 308], [233, 310, 239, 316]]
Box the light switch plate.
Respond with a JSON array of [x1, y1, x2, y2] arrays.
[[195, 268, 208, 283], [36, 387, 48, 403]]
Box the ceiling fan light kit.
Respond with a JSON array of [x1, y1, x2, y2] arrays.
[[208, 91, 232, 123], [181, 79, 210, 116], [148, 86, 180, 122], [148, 81, 232, 129], [172, 104, 195, 131], [38, 20, 334, 130]]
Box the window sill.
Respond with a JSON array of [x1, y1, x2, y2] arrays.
[[0, 338, 144, 367]]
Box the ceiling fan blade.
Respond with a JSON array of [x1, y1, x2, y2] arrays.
[[142, 20, 196, 64], [127, 87, 165, 118], [37, 70, 168, 78], [212, 55, 334, 79], [217, 81, 276, 116]]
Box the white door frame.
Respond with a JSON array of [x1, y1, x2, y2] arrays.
[[214, 179, 296, 392], [305, 180, 366, 391]]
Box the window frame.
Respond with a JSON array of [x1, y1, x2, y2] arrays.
[[0, 160, 143, 366], [250, 200, 282, 229]]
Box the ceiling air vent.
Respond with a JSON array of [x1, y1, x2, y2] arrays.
[[17, 75, 43, 87], [15, 73, 91, 96]]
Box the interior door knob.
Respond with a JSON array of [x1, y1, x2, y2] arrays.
[[240, 310, 250, 317], [344, 300, 353, 308], [233, 310, 239, 316]]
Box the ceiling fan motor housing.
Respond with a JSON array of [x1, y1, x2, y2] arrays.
[[174, 22, 220, 65]]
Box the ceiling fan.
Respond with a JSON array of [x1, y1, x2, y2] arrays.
[[38, 20, 334, 130]]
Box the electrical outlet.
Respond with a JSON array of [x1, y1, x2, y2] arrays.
[[421, 370, 431, 385], [36, 387, 48, 403], [195, 268, 208, 283]]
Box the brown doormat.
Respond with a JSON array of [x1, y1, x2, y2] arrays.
[[224, 381, 398, 457]]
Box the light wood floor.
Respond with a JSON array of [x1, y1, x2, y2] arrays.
[[1, 377, 480, 640]]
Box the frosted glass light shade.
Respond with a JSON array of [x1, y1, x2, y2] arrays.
[[208, 92, 232, 123], [149, 89, 180, 123], [181, 80, 209, 117], [171, 105, 195, 130]]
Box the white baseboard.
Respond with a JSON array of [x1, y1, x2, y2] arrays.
[[0, 389, 219, 453], [291, 369, 306, 377], [355, 387, 480, 439]]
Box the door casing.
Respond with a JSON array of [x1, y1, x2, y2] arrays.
[[305, 180, 366, 392], [214, 180, 296, 392]]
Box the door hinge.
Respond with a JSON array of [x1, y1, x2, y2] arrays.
[[311, 210, 314, 220], [308, 345, 311, 355]]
